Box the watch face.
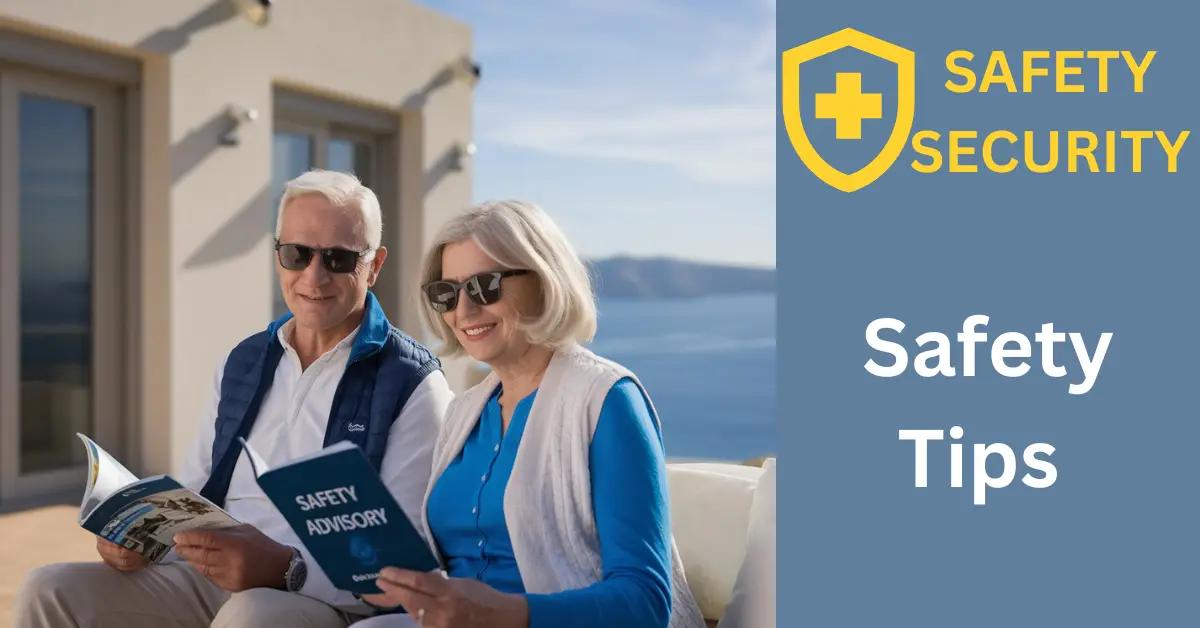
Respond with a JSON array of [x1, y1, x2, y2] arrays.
[[293, 560, 308, 590], [287, 555, 308, 591]]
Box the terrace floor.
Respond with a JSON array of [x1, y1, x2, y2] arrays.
[[0, 504, 94, 626]]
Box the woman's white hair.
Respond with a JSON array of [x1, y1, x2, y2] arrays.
[[420, 200, 597, 354], [275, 169, 382, 251]]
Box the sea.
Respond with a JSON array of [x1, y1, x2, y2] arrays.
[[589, 293, 776, 462]]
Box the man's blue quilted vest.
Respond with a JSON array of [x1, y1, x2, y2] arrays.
[[199, 292, 441, 506]]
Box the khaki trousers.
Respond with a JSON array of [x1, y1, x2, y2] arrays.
[[12, 561, 356, 628]]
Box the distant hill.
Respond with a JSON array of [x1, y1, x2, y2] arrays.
[[587, 256, 775, 299]]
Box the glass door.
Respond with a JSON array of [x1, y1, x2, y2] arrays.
[[0, 68, 123, 501]]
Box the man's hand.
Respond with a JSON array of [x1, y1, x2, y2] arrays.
[[96, 538, 149, 572], [174, 524, 293, 592], [365, 567, 529, 628]]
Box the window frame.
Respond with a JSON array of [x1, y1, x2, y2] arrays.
[[271, 88, 399, 317]]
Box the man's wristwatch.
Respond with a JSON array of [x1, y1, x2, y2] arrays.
[[283, 546, 308, 592]]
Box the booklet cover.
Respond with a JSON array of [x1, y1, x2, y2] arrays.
[[76, 434, 239, 562], [238, 438, 439, 594]]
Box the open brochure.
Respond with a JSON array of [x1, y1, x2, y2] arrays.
[[239, 438, 439, 593], [76, 433, 239, 562]]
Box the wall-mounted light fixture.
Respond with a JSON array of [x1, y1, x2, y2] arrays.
[[450, 142, 477, 171], [230, 0, 272, 27], [220, 104, 259, 146]]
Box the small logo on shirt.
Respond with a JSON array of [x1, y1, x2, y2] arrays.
[[347, 423, 366, 433]]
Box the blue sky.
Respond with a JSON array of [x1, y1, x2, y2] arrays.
[[419, 0, 776, 268]]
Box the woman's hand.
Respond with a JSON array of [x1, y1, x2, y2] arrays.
[[364, 568, 529, 628]]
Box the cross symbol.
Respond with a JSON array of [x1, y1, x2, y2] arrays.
[[814, 72, 882, 140]]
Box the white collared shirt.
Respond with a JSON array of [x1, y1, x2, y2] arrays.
[[178, 318, 451, 613]]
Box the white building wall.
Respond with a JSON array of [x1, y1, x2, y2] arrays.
[[0, 1, 474, 477]]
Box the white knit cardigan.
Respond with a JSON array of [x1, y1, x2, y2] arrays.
[[420, 343, 704, 628]]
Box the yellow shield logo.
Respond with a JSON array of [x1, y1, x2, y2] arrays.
[[782, 28, 915, 193]]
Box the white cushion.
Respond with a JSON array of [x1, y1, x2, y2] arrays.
[[671, 462, 765, 481], [717, 458, 776, 628], [667, 462, 763, 620]]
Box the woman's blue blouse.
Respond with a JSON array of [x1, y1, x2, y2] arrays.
[[426, 377, 672, 628]]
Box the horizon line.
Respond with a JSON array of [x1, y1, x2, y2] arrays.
[[584, 253, 776, 271]]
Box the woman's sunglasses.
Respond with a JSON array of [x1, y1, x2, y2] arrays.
[[275, 241, 370, 274], [423, 269, 531, 312]]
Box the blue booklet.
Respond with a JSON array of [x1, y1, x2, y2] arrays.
[[238, 438, 439, 594]]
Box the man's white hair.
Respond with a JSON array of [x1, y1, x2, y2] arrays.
[[419, 200, 597, 354], [275, 169, 382, 251]]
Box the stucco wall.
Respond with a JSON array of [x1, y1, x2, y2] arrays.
[[0, 0, 474, 476]]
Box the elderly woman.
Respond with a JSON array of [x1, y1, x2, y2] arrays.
[[358, 201, 703, 628]]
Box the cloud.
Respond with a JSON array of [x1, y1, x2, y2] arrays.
[[475, 1, 777, 186], [481, 101, 774, 184], [421, 0, 778, 264], [693, 19, 775, 94], [563, 0, 690, 19]]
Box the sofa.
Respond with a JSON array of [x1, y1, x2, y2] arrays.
[[667, 458, 776, 628]]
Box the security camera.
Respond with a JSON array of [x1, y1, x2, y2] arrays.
[[452, 57, 482, 87]]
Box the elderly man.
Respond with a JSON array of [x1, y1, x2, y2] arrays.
[[14, 170, 450, 628]]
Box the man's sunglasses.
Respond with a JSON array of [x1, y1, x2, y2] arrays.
[[275, 241, 370, 274], [423, 270, 531, 312]]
